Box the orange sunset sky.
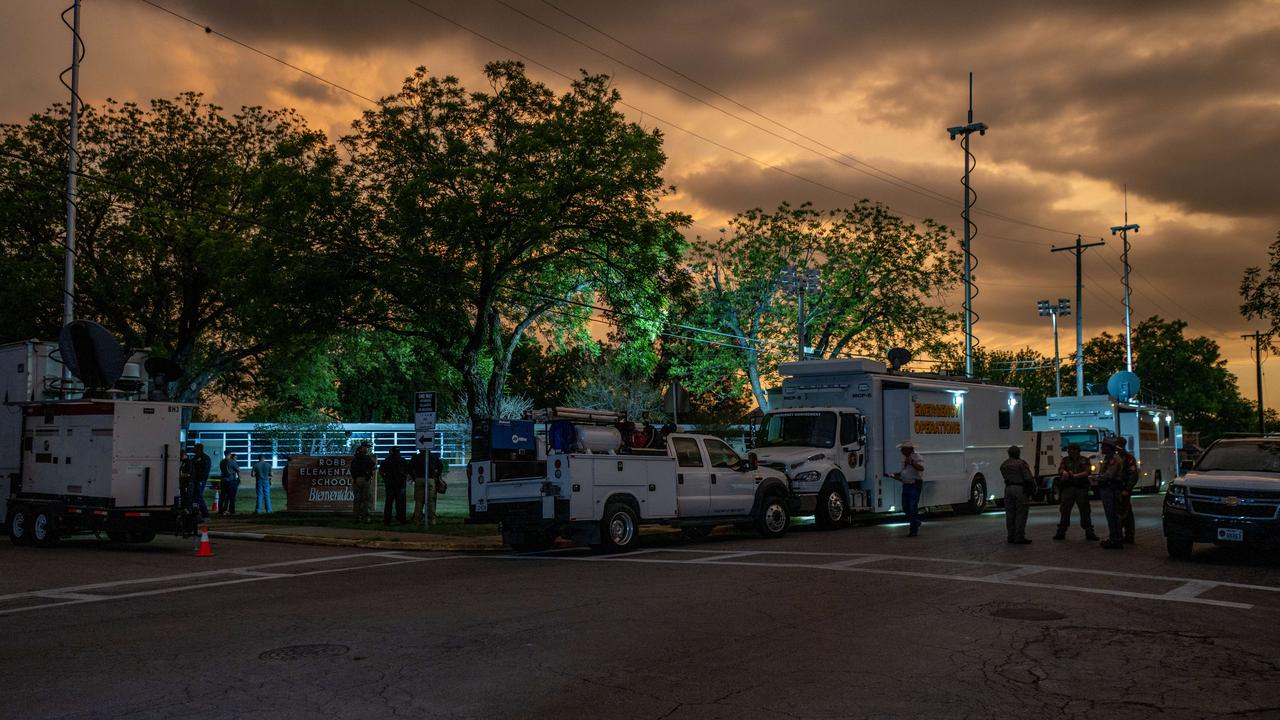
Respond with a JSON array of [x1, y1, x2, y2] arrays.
[[3, 0, 1279, 409]]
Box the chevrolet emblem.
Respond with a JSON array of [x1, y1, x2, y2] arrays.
[[1222, 496, 1241, 507]]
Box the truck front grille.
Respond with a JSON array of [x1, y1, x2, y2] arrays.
[[1189, 499, 1278, 519]]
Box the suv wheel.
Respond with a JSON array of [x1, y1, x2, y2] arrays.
[[1167, 535, 1193, 560]]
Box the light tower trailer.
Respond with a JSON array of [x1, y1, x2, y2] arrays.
[[1032, 395, 1179, 492], [6, 399, 198, 546], [751, 359, 1023, 526]]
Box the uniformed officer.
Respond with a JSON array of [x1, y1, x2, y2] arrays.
[[1116, 437, 1139, 544], [1000, 445, 1035, 544], [1094, 439, 1125, 549], [1053, 443, 1099, 541], [350, 442, 375, 523]]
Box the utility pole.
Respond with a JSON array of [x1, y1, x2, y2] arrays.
[[62, 0, 83, 328], [780, 265, 821, 361], [1038, 298, 1071, 397], [1110, 188, 1140, 372], [947, 72, 988, 377], [1243, 331, 1265, 435], [1052, 236, 1105, 397]]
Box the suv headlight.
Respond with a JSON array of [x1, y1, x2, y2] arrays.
[[1166, 484, 1187, 509], [791, 470, 821, 484]]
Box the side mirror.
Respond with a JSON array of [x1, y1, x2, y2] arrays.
[[746, 452, 759, 471]]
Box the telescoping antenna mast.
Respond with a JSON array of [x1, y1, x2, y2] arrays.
[[62, 0, 84, 327], [947, 73, 988, 377], [1109, 187, 1140, 372]]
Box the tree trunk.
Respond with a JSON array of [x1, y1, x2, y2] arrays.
[[746, 349, 769, 413]]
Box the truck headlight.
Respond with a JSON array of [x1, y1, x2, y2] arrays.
[[792, 470, 821, 484], [1166, 484, 1187, 509]]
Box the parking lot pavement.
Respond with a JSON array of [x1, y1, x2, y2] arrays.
[[2, 495, 1279, 719]]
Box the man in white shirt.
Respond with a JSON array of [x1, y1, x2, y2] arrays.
[[894, 440, 925, 536]]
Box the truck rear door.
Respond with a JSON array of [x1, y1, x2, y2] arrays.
[[670, 436, 710, 518]]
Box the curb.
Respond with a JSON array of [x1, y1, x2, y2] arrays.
[[208, 530, 508, 553]]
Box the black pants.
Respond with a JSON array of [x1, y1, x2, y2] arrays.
[[384, 482, 407, 524], [1057, 486, 1093, 532], [220, 479, 239, 514]]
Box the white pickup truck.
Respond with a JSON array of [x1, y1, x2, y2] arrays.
[[469, 432, 791, 552]]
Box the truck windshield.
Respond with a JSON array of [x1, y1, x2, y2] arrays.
[[756, 412, 837, 449], [1060, 430, 1100, 452], [1196, 441, 1280, 473]]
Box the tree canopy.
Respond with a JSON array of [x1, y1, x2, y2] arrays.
[[680, 201, 960, 411], [0, 92, 360, 403], [343, 61, 689, 422]]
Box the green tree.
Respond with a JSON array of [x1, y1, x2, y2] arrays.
[[344, 61, 689, 423], [0, 93, 359, 404], [1240, 230, 1280, 344], [936, 346, 1056, 428], [683, 201, 960, 410]]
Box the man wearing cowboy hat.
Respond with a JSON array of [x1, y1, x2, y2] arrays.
[[1094, 438, 1126, 549], [892, 440, 925, 536]]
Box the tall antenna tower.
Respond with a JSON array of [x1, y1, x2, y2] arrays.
[[61, 0, 84, 327], [1109, 187, 1140, 372], [947, 73, 988, 377]]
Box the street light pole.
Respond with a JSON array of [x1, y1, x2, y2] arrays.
[[1039, 299, 1072, 397], [780, 265, 820, 361], [1052, 236, 1105, 397]]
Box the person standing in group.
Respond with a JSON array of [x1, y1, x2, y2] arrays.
[[350, 442, 375, 523], [892, 441, 925, 537], [1000, 445, 1035, 544], [191, 443, 212, 520], [1053, 443, 1099, 541], [379, 447, 409, 525], [1116, 437, 1140, 544], [1094, 439, 1126, 549], [252, 455, 273, 514], [220, 451, 242, 515]]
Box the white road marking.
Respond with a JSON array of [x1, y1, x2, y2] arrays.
[[984, 566, 1046, 582], [495, 549, 1276, 610], [1163, 580, 1218, 600], [0, 552, 460, 617]]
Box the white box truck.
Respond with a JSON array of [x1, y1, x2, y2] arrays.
[[1032, 395, 1178, 492], [750, 358, 1024, 526], [2, 340, 198, 546], [469, 409, 791, 552]]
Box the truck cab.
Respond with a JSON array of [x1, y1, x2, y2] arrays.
[[751, 409, 867, 528]]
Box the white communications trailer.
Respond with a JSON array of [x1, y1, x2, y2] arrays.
[[751, 359, 1023, 526], [1031, 395, 1178, 492]]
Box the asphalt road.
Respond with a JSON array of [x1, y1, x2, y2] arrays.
[[3, 496, 1279, 720]]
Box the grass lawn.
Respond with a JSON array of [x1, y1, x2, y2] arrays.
[[203, 483, 495, 537]]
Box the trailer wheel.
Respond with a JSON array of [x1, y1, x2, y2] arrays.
[[955, 477, 988, 515], [8, 509, 33, 546], [600, 503, 639, 553], [1152, 470, 1164, 494], [32, 510, 61, 548], [815, 483, 847, 530], [756, 494, 790, 538]]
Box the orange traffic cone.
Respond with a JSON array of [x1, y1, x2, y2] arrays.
[[194, 525, 214, 557]]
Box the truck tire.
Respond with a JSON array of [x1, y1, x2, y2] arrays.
[[106, 532, 129, 543], [954, 477, 988, 515], [1152, 470, 1164, 494], [1167, 535, 1193, 560], [815, 482, 847, 530], [600, 503, 639, 553], [127, 530, 157, 544], [756, 494, 789, 538], [32, 509, 61, 548], [8, 509, 33, 546]]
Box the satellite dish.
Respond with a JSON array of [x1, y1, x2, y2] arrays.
[[1107, 371, 1141, 402], [57, 320, 129, 391], [887, 348, 912, 372]]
